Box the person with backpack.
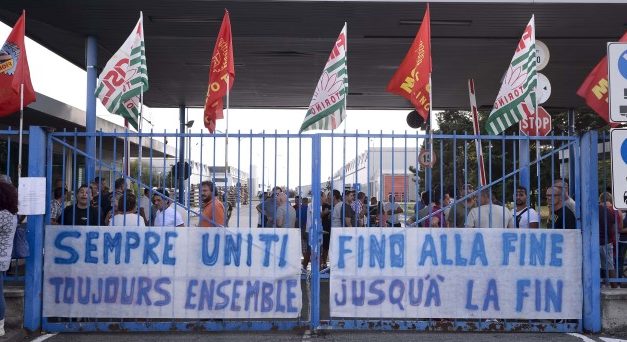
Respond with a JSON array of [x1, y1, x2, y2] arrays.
[[513, 186, 539, 228]]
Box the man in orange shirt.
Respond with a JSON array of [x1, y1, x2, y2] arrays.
[[199, 181, 225, 227]]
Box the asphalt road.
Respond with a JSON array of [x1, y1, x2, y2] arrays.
[[7, 331, 627, 342]]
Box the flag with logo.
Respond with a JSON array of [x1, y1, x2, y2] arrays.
[[576, 31, 627, 126], [204, 10, 235, 133], [95, 12, 148, 130], [0, 11, 36, 116], [485, 16, 537, 135], [386, 5, 431, 121], [299, 24, 347, 132]]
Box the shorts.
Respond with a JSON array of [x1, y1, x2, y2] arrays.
[[600, 244, 615, 271]]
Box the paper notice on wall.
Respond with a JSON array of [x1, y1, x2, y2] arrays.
[[18, 177, 46, 215]]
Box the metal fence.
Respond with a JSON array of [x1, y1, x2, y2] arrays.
[[598, 131, 626, 288], [1, 128, 28, 283], [5, 127, 605, 332]]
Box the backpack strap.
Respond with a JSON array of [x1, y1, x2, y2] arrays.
[[516, 207, 529, 228]]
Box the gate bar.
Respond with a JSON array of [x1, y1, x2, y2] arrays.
[[581, 131, 600, 332], [24, 126, 46, 331], [310, 134, 322, 330]]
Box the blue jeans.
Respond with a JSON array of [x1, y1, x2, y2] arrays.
[[0, 272, 5, 320]]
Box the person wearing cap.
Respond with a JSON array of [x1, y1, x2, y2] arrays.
[[152, 188, 185, 227]]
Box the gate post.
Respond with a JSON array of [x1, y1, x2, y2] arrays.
[[580, 131, 600, 333], [309, 134, 322, 330], [24, 126, 46, 331]]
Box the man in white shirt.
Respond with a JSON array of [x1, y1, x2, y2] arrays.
[[384, 194, 404, 227], [465, 189, 514, 228], [513, 186, 539, 228], [152, 188, 185, 227]]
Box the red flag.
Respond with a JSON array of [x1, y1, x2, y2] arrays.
[[576, 31, 627, 126], [203, 10, 235, 133], [0, 11, 36, 117], [387, 4, 431, 121]]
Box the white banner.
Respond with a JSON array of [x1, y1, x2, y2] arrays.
[[43, 226, 302, 319], [330, 228, 582, 319]]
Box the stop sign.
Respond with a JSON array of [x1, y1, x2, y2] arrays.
[[519, 106, 552, 136]]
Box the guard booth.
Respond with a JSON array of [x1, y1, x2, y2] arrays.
[[14, 128, 602, 333]]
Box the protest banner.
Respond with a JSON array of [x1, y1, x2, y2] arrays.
[[330, 227, 581, 319], [43, 226, 302, 319]]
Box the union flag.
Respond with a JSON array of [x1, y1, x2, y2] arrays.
[[0, 11, 36, 116], [386, 4, 431, 121], [203, 10, 235, 133], [576, 31, 627, 126]]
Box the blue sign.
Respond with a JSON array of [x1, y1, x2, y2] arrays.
[[618, 49, 627, 79], [622, 138, 627, 164]]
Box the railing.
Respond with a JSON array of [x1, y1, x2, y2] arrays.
[[34, 129, 595, 332], [1, 128, 29, 283], [598, 131, 626, 288]]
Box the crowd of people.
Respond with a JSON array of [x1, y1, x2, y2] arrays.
[[0, 173, 624, 336], [46, 173, 249, 231], [20, 174, 627, 284], [49, 177, 233, 229], [253, 181, 627, 282]]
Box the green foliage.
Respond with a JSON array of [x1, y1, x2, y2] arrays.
[[407, 109, 602, 203]]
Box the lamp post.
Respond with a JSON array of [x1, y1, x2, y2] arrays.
[[177, 107, 194, 204]]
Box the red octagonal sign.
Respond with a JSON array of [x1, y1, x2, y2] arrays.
[[519, 106, 552, 136]]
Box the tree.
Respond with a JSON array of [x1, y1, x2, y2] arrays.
[[409, 109, 581, 204]]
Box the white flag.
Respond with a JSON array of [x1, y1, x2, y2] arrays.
[[95, 13, 148, 130], [486, 16, 536, 135], [300, 24, 347, 132]]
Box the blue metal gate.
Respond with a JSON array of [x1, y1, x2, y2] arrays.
[[18, 127, 602, 332]]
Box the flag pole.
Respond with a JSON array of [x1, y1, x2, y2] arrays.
[[124, 119, 130, 177], [225, 75, 230, 193], [468, 79, 487, 187], [17, 83, 24, 179], [138, 85, 143, 189], [428, 74, 433, 158], [533, 16, 540, 203]]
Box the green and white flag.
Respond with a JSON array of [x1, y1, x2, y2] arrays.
[[486, 16, 536, 135], [300, 24, 347, 132], [95, 12, 148, 130]]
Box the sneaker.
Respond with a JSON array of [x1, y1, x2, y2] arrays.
[[484, 319, 501, 324]]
